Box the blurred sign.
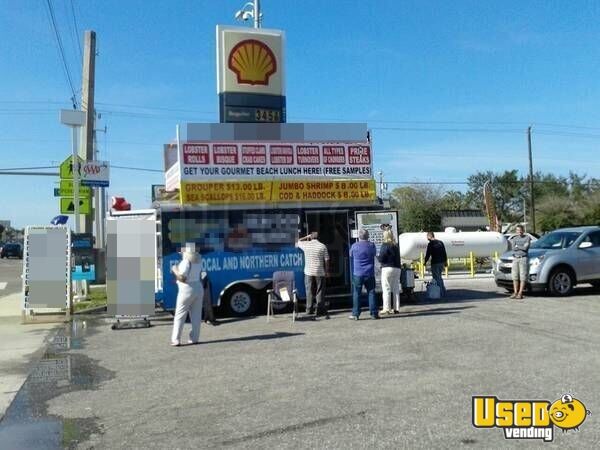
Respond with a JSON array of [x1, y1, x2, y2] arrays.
[[60, 197, 92, 215], [151, 184, 179, 202], [71, 233, 95, 281]]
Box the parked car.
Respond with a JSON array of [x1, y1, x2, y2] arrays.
[[0, 243, 23, 259], [495, 226, 600, 296]]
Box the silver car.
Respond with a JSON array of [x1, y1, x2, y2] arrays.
[[494, 226, 600, 296]]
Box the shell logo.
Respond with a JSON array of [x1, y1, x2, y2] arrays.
[[228, 39, 277, 86]]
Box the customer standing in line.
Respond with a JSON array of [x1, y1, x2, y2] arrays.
[[349, 229, 379, 320], [510, 224, 531, 300], [424, 231, 448, 297], [170, 243, 204, 346], [296, 232, 330, 319], [378, 230, 401, 314]]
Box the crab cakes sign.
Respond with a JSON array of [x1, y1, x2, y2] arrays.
[[216, 26, 286, 123]]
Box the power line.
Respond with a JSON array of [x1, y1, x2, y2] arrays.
[[0, 165, 59, 171], [69, 0, 83, 61], [371, 126, 525, 133], [44, 0, 78, 108], [110, 165, 163, 173], [96, 102, 215, 115]]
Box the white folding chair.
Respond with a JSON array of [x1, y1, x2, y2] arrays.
[[266, 271, 297, 323]]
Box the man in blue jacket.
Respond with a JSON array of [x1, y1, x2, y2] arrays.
[[349, 229, 379, 320]]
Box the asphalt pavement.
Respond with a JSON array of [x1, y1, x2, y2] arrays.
[[1, 278, 600, 449], [0, 258, 60, 423]]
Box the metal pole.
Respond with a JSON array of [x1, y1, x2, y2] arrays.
[[72, 126, 83, 300], [527, 126, 536, 234], [253, 0, 261, 28], [72, 127, 80, 234]]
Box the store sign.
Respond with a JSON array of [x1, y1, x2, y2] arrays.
[[80, 160, 110, 187], [217, 26, 284, 96], [180, 142, 372, 180], [180, 179, 376, 205], [56, 180, 92, 197]]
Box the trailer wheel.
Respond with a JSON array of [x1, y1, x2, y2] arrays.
[[224, 286, 256, 316]]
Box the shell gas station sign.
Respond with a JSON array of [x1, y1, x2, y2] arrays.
[[217, 26, 285, 123]]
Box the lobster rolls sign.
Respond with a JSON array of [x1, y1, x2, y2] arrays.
[[180, 142, 372, 180], [217, 26, 284, 97]]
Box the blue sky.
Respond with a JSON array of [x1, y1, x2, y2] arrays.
[[1, 0, 600, 227]]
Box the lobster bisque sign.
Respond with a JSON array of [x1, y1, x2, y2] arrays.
[[217, 26, 284, 96]]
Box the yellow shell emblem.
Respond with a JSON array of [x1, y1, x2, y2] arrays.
[[228, 39, 277, 86]]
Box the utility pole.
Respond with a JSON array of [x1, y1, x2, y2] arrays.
[[80, 30, 96, 237], [253, 0, 261, 28], [527, 126, 536, 234]]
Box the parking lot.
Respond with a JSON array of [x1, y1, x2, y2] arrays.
[[2, 277, 599, 449]]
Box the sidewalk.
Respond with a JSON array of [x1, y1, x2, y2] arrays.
[[0, 292, 59, 420]]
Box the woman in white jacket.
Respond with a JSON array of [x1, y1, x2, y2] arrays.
[[377, 230, 401, 314], [170, 243, 204, 346]]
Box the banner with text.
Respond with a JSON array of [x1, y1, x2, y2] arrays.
[[180, 179, 376, 205], [180, 142, 372, 180]]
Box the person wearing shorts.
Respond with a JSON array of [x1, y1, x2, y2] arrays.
[[510, 225, 531, 300]]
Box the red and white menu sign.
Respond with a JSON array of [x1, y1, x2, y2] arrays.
[[179, 142, 372, 180]]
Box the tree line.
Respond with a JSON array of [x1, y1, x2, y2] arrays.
[[389, 170, 600, 233]]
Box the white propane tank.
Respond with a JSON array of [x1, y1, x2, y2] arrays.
[[398, 231, 508, 261]]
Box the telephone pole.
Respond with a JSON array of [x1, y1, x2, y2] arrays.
[[80, 30, 96, 236], [527, 126, 536, 234]]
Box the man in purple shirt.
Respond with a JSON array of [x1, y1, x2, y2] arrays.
[[349, 228, 379, 320]]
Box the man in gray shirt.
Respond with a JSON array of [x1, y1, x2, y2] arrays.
[[511, 224, 531, 300]]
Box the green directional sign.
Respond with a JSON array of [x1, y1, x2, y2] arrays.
[[60, 197, 92, 215], [57, 180, 92, 197], [59, 155, 85, 180]]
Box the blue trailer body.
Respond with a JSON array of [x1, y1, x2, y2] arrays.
[[154, 202, 385, 315]]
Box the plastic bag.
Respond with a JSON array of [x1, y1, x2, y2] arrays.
[[426, 280, 441, 299]]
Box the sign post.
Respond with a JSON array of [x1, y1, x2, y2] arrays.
[[60, 109, 86, 303]]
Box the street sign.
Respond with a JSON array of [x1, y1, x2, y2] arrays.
[[80, 160, 109, 187], [57, 180, 92, 197], [60, 197, 92, 215], [59, 155, 85, 180]]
